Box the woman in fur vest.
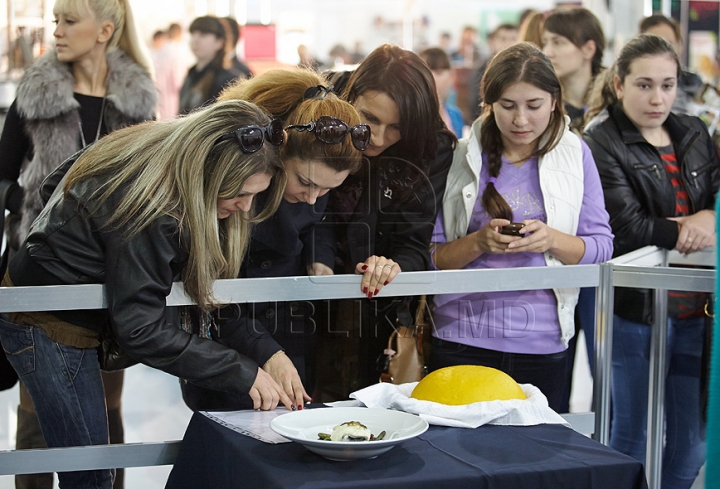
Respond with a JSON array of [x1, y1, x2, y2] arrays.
[[0, 1, 156, 488]]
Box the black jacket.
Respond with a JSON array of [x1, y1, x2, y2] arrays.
[[324, 132, 455, 273], [9, 154, 283, 396], [182, 196, 330, 410], [583, 104, 720, 323]]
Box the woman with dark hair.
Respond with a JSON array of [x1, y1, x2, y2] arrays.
[[430, 42, 612, 411], [179, 16, 237, 114], [319, 44, 457, 395], [542, 7, 605, 134], [542, 7, 607, 411], [584, 34, 719, 488]]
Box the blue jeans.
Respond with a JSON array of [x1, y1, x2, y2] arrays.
[[610, 315, 706, 489], [429, 338, 568, 412], [0, 316, 113, 489]]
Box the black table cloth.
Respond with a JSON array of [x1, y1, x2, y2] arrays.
[[165, 411, 648, 489]]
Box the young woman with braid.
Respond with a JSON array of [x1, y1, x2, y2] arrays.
[[429, 42, 613, 411]]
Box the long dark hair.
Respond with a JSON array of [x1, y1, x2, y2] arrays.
[[480, 42, 565, 220], [585, 34, 680, 123], [341, 44, 456, 166], [189, 16, 227, 68], [543, 7, 606, 77]]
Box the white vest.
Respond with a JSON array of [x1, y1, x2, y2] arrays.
[[441, 117, 584, 346]]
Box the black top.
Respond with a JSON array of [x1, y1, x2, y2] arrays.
[[179, 63, 238, 114], [0, 94, 107, 213]]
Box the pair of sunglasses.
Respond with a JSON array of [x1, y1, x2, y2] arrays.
[[216, 118, 284, 153], [285, 116, 371, 151]]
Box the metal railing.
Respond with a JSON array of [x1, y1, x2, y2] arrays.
[[594, 246, 715, 489], [0, 248, 713, 486], [0, 264, 600, 475]]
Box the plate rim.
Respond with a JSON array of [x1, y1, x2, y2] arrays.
[[269, 406, 429, 449]]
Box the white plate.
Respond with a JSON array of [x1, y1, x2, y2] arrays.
[[269, 407, 429, 461]]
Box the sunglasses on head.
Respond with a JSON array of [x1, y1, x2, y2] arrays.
[[216, 118, 284, 154], [285, 116, 371, 151]]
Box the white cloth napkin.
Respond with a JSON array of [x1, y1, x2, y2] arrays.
[[345, 382, 569, 428]]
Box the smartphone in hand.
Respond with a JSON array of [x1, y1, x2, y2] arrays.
[[500, 222, 525, 236]]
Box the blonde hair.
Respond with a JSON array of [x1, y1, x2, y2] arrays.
[[219, 68, 363, 173], [63, 100, 286, 309], [53, 0, 153, 74]]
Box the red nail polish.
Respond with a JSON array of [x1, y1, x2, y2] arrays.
[[368, 292, 373, 299], [384, 281, 389, 286], [363, 286, 368, 294], [298, 404, 303, 410], [374, 289, 380, 296], [362, 264, 368, 270]]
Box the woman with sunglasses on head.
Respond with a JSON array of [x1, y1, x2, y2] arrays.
[[180, 68, 368, 411], [430, 43, 612, 412], [0, 100, 300, 489], [584, 35, 719, 488], [319, 44, 457, 394], [0, 1, 155, 487]]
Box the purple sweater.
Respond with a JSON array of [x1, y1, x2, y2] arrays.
[[431, 140, 613, 354]]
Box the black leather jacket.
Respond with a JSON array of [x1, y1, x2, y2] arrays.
[[583, 104, 720, 323], [8, 154, 283, 396]]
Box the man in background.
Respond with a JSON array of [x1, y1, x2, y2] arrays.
[[467, 23, 519, 122]]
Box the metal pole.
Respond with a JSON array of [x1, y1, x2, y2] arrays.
[[593, 262, 614, 444], [646, 253, 669, 489]]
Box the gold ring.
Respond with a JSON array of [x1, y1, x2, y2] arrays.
[[687, 237, 693, 242]]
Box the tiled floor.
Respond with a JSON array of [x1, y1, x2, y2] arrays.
[[0, 332, 704, 488]]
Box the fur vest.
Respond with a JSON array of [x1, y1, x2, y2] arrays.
[[9, 48, 157, 247]]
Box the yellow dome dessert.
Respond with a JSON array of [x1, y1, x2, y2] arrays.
[[410, 365, 526, 405]]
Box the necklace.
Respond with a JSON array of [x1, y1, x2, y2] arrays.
[[78, 96, 107, 148]]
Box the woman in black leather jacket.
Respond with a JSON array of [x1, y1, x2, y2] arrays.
[[0, 100, 299, 489], [583, 35, 719, 489]]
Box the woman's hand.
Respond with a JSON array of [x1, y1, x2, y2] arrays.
[[669, 209, 716, 254], [505, 219, 585, 264], [307, 262, 334, 276], [355, 255, 401, 299], [505, 219, 555, 254], [248, 367, 294, 411], [262, 351, 311, 410], [473, 218, 523, 254]]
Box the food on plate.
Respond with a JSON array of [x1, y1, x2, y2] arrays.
[[318, 421, 386, 442], [410, 365, 526, 405]]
